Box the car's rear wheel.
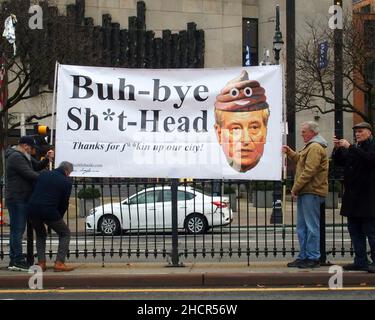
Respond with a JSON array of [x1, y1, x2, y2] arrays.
[[98, 215, 121, 236], [184, 213, 208, 234]]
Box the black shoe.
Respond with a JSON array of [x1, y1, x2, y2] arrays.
[[298, 259, 320, 269], [287, 259, 306, 268], [342, 263, 368, 271], [8, 260, 29, 272]]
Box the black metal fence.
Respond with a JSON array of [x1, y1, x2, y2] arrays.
[[0, 178, 352, 266]]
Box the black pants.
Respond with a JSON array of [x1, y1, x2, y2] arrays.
[[347, 217, 375, 266], [30, 218, 71, 263]]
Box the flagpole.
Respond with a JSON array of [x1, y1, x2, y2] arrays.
[[270, 5, 285, 225], [1, 52, 8, 182], [282, 67, 288, 241], [49, 61, 59, 170], [272, 4, 286, 230]]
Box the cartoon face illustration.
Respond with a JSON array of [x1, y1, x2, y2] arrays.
[[214, 70, 270, 173]]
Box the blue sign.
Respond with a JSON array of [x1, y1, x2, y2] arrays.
[[318, 41, 329, 69]]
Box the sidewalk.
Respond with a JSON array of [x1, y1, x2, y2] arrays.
[[1, 261, 375, 289]]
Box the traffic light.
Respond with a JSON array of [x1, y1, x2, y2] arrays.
[[34, 124, 49, 135]]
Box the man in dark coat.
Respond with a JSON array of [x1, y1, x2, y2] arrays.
[[332, 122, 375, 272], [5, 135, 54, 271], [28, 161, 74, 272]]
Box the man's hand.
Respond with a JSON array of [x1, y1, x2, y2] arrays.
[[333, 136, 340, 149], [338, 139, 351, 149], [282, 145, 293, 154], [291, 191, 297, 200], [46, 149, 55, 161]]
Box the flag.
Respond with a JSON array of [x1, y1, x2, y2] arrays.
[[318, 41, 329, 69]]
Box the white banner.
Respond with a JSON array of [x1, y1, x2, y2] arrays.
[[55, 64, 283, 180]]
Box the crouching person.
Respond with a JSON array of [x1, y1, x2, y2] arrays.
[[28, 161, 74, 272]]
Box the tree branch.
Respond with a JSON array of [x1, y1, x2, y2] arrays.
[[8, 113, 55, 131]]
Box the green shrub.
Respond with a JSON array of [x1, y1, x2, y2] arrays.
[[194, 184, 213, 193], [329, 180, 341, 193], [251, 181, 275, 191], [78, 187, 101, 199], [224, 185, 236, 194]]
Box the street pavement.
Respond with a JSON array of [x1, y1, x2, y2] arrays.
[[1, 260, 375, 290], [1, 287, 375, 300]]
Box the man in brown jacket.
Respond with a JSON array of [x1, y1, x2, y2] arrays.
[[283, 121, 329, 268]]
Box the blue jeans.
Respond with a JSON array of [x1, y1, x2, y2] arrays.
[[347, 217, 375, 266], [297, 194, 324, 261], [7, 202, 28, 263]]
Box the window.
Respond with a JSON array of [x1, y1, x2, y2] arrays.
[[365, 59, 375, 85], [364, 88, 375, 116], [361, 4, 371, 13], [365, 59, 375, 115], [364, 20, 375, 49], [157, 190, 196, 202], [242, 18, 258, 66], [129, 191, 156, 204], [159, 190, 172, 202], [178, 191, 195, 201]]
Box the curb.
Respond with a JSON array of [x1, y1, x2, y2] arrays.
[[0, 272, 374, 289]]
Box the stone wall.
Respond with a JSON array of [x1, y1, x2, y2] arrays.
[[55, 0, 242, 67]]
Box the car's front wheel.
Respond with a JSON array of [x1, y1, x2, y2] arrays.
[[184, 213, 208, 234], [98, 215, 121, 236]]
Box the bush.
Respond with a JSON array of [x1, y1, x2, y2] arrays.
[[224, 185, 236, 194], [78, 187, 101, 199], [251, 181, 275, 191], [194, 184, 213, 194], [328, 158, 344, 179], [329, 180, 342, 193]]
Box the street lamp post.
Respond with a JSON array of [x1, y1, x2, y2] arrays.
[[273, 5, 284, 66], [270, 4, 284, 225]]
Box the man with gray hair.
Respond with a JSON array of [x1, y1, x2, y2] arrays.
[[333, 122, 375, 272], [28, 161, 74, 272], [283, 121, 329, 268]]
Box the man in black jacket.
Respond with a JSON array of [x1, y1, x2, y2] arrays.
[[28, 161, 74, 272], [332, 122, 375, 273], [5, 136, 54, 271]]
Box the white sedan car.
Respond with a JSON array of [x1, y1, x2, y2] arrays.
[[85, 186, 233, 235]]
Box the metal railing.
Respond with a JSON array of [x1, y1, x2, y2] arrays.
[[0, 178, 352, 266]]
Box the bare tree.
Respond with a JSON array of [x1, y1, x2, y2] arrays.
[[0, 1, 68, 141], [295, 11, 375, 128], [0, 0, 205, 174], [0, 0, 87, 174]]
